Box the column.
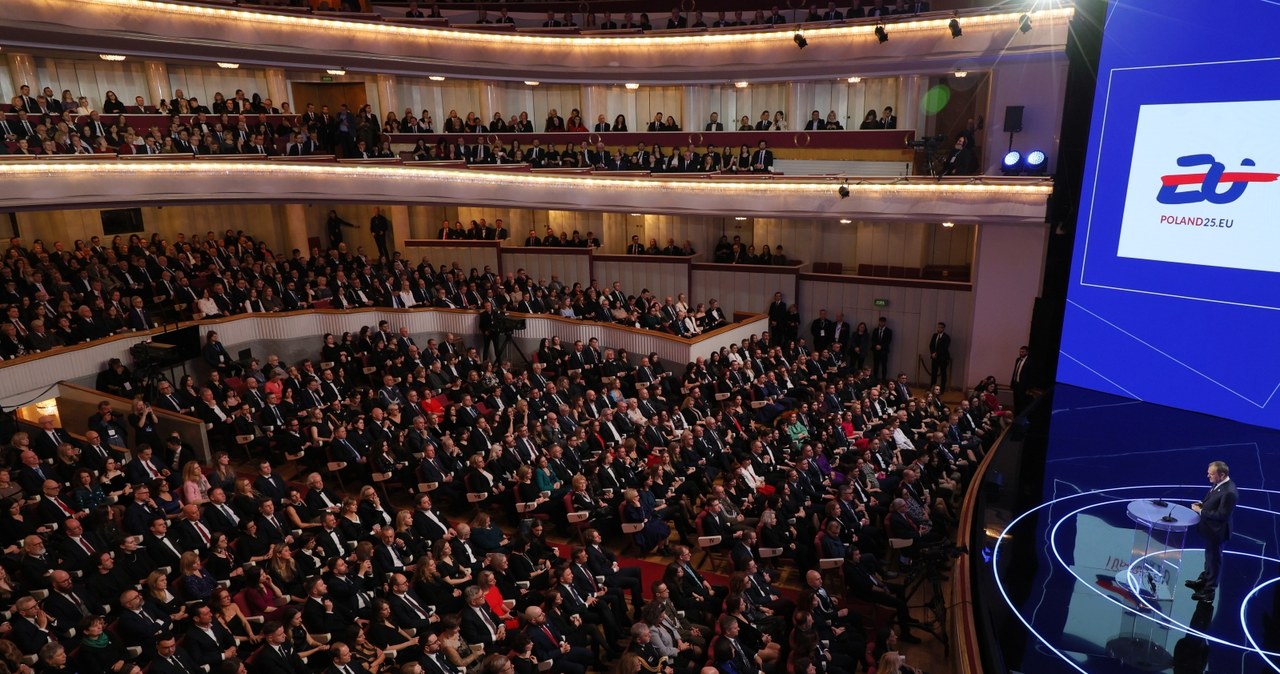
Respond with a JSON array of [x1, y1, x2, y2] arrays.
[[965, 222, 1048, 391], [142, 61, 170, 108], [788, 81, 810, 135], [375, 74, 398, 118], [6, 53, 37, 95], [263, 68, 289, 110], [283, 204, 310, 253], [682, 85, 703, 138], [479, 80, 499, 123], [390, 204, 410, 256], [900, 74, 927, 133]]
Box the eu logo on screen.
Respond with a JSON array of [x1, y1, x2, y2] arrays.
[[1156, 154, 1280, 205]]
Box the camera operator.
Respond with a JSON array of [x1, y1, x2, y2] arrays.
[[478, 301, 501, 361]]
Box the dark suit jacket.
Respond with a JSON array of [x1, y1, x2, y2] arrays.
[[42, 587, 105, 628], [56, 532, 106, 573], [118, 606, 173, 649], [302, 596, 350, 634], [150, 649, 201, 674], [387, 591, 434, 630], [929, 332, 951, 362], [528, 621, 567, 660], [124, 501, 166, 535], [323, 665, 371, 674], [249, 644, 309, 674], [185, 621, 238, 667], [9, 616, 57, 655], [202, 503, 241, 537], [460, 604, 504, 649], [1198, 479, 1237, 541], [255, 474, 288, 505]]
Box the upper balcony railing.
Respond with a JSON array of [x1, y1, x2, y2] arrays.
[[4, 0, 1073, 84]]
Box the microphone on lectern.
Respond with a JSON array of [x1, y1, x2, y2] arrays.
[[1160, 505, 1177, 523]]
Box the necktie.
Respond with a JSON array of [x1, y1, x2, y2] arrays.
[[477, 606, 498, 635], [403, 593, 426, 617], [220, 504, 239, 525], [77, 537, 94, 555]]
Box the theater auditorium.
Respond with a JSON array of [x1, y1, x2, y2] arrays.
[[8, 2, 1256, 674]]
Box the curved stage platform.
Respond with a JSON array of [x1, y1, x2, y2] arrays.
[[980, 385, 1280, 674]]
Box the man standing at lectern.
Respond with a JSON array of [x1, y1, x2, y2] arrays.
[[1187, 461, 1236, 603]]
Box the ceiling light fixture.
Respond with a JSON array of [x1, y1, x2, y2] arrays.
[[793, 32, 808, 49], [734, 81, 750, 89], [428, 75, 446, 81], [847, 76, 862, 84], [948, 17, 962, 38], [953, 70, 969, 78], [326, 68, 346, 75], [942, 221, 955, 228], [524, 80, 540, 86], [874, 25, 889, 43], [99, 54, 127, 61], [624, 83, 640, 90], [734, 217, 748, 221], [216, 62, 240, 69], [838, 183, 850, 199], [1018, 13, 1032, 33], [839, 219, 852, 224]]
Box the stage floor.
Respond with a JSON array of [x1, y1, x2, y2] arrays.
[[981, 385, 1280, 674]]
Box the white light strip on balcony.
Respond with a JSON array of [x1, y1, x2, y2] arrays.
[[71, 0, 1074, 48], [0, 161, 1053, 197]]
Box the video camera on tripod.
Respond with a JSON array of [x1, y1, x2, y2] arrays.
[[907, 134, 950, 177], [494, 314, 526, 333]]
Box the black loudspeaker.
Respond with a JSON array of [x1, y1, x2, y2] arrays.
[[1003, 106, 1025, 133]]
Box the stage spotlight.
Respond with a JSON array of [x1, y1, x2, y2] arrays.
[[1025, 150, 1047, 172], [838, 184, 850, 199], [948, 18, 962, 38], [1018, 13, 1032, 33], [794, 32, 808, 49], [1001, 151, 1022, 175], [875, 25, 889, 43]]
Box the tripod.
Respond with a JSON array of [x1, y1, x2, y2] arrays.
[[495, 329, 530, 368], [902, 553, 951, 653]]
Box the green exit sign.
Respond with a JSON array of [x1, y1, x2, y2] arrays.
[[321, 75, 335, 82], [873, 299, 889, 307]]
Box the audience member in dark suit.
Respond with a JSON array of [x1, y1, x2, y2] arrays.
[[526, 605, 593, 674], [323, 642, 372, 674], [302, 577, 353, 635], [42, 570, 105, 629], [253, 462, 288, 507], [8, 595, 60, 655], [118, 590, 173, 661], [150, 634, 201, 674], [387, 573, 436, 632], [250, 621, 311, 674], [184, 605, 239, 668], [459, 586, 506, 650]]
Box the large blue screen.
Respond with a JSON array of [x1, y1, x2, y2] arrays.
[[1059, 0, 1280, 429]]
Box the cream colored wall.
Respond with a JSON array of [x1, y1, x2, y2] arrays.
[[0, 61, 13, 103], [35, 59, 148, 111], [168, 66, 271, 107], [12, 55, 918, 135], [10, 204, 975, 277], [800, 279, 975, 385], [13, 204, 292, 252]]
